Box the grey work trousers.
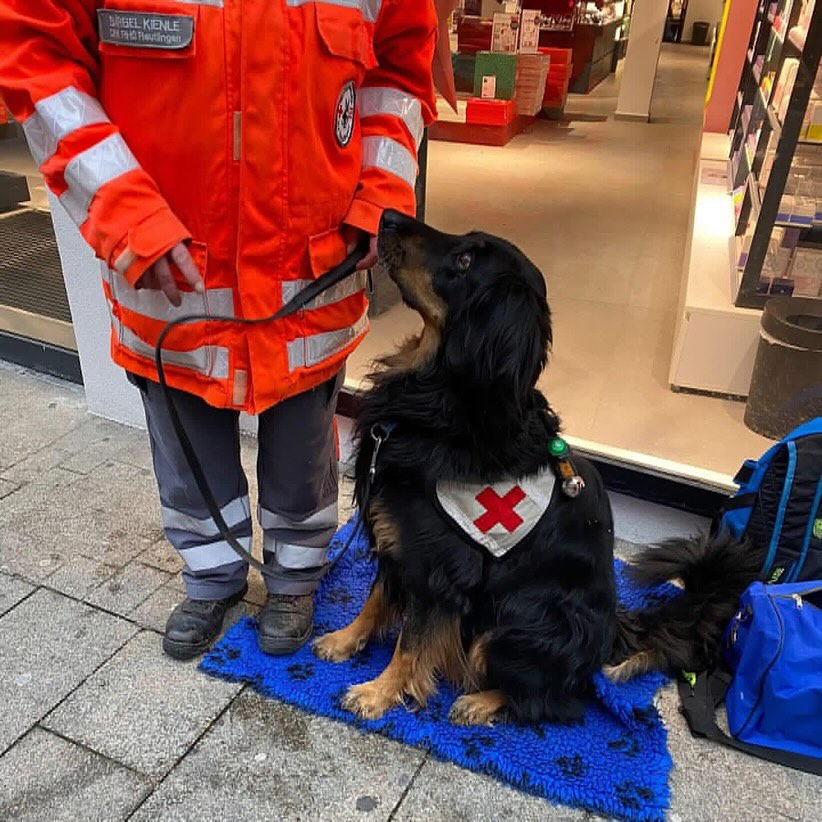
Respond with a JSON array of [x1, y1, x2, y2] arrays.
[[132, 372, 342, 600]]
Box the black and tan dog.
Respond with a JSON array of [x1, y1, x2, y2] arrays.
[[313, 211, 617, 725]]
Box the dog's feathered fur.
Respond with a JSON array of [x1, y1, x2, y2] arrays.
[[606, 534, 764, 682], [314, 211, 616, 725]]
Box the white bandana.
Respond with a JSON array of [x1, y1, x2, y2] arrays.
[[435, 466, 557, 558]]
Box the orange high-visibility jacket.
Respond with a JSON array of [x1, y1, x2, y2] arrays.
[[0, 0, 437, 412]]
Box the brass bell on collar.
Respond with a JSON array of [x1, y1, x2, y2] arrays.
[[562, 475, 586, 498]]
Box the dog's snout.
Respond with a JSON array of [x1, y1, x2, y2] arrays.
[[379, 209, 407, 234]]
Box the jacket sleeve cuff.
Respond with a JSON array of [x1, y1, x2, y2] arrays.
[[110, 207, 191, 286], [343, 197, 386, 237]]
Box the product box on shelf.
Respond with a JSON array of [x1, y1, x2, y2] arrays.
[[491, 12, 518, 53], [465, 97, 517, 126], [473, 51, 518, 100], [457, 15, 493, 54], [515, 53, 551, 115]]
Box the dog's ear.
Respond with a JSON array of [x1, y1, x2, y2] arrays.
[[443, 275, 550, 411]]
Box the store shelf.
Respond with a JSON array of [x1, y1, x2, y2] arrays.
[[730, 0, 822, 307], [670, 136, 761, 397]]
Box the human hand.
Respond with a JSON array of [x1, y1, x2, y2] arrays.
[[344, 228, 379, 271], [134, 242, 204, 307]]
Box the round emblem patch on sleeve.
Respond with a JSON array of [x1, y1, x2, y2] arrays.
[[335, 81, 356, 148]]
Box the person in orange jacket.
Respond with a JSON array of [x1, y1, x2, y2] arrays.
[[0, 0, 437, 659]]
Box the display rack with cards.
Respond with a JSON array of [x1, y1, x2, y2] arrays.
[[728, 0, 822, 308]]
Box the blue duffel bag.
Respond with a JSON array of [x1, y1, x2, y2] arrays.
[[680, 580, 822, 773]]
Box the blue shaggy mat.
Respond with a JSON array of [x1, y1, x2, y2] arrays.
[[201, 519, 676, 821]]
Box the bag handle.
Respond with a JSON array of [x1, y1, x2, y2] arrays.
[[678, 672, 822, 775]]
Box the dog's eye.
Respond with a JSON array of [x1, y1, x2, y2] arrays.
[[456, 251, 473, 272]]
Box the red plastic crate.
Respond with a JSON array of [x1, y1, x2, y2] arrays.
[[465, 97, 517, 126]]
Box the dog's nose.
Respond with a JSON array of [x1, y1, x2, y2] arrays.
[[379, 209, 411, 234]]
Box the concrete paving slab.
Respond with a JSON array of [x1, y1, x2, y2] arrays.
[[57, 416, 151, 475], [0, 588, 136, 753], [394, 758, 588, 821], [658, 683, 822, 821], [44, 630, 243, 777], [0, 726, 151, 822], [137, 538, 184, 575], [131, 692, 425, 821], [0, 478, 20, 499], [45, 555, 118, 601], [1, 414, 150, 484], [130, 584, 186, 633], [0, 365, 87, 472], [0, 460, 164, 572], [86, 561, 171, 617], [0, 572, 34, 617], [0, 469, 82, 581]]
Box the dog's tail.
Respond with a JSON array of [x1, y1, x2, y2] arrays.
[[605, 532, 764, 682]]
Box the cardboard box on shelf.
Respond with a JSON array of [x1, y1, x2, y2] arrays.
[[515, 53, 551, 116], [491, 12, 518, 53], [465, 97, 517, 126], [473, 51, 518, 100], [518, 10, 540, 53]]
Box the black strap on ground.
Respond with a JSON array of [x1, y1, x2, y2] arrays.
[[678, 671, 822, 775], [154, 238, 370, 580]]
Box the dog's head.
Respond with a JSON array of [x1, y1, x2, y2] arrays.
[[377, 210, 551, 408]]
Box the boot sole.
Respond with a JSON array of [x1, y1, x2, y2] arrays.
[[162, 585, 248, 661], [257, 624, 313, 656], [162, 635, 214, 661]]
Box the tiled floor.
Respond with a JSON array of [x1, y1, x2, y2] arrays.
[[348, 45, 772, 480]]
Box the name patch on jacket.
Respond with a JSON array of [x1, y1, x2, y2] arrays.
[[436, 467, 557, 558], [97, 10, 194, 50]]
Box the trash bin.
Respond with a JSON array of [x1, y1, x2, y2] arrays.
[[744, 297, 822, 440], [692, 22, 711, 46]]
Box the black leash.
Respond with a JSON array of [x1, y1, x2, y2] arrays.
[[154, 238, 370, 580]]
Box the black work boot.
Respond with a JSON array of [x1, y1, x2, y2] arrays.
[[257, 593, 314, 655], [162, 585, 247, 661]]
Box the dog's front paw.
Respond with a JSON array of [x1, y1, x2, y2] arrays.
[[341, 680, 402, 720], [312, 629, 366, 663], [449, 691, 506, 726]]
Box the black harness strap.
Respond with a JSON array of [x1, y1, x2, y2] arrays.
[[154, 238, 369, 580]]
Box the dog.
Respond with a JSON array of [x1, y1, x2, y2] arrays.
[[313, 210, 617, 726]]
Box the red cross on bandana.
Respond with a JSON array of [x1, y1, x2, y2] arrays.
[[473, 486, 526, 533]]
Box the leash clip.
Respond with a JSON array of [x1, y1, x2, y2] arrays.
[[369, 423, 392, 481]]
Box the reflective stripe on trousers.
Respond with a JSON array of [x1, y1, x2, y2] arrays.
[[134, 369, 342, 598]]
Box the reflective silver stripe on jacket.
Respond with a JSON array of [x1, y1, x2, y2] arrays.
[[21, 86, 109, 167], [180, 536, 252, 572], [59, 134, 139, 225], [281, 271, 367, 310], [285, 0, 382, 23], [361, 136, 417, 189], [110, 271, 234, 323], [258, 502, 338, 533], [111, 315, 230, 380], [359, 87, 424, 148], [176, 0, 223, 6], [162, 496, 251, 537], [286, 309, 368, 371]]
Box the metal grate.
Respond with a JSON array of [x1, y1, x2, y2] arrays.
[[0, 209, 71, 323]]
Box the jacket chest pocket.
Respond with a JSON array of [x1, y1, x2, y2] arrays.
[[313, 3, 378, 79], [97, 1, 200, 61]]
